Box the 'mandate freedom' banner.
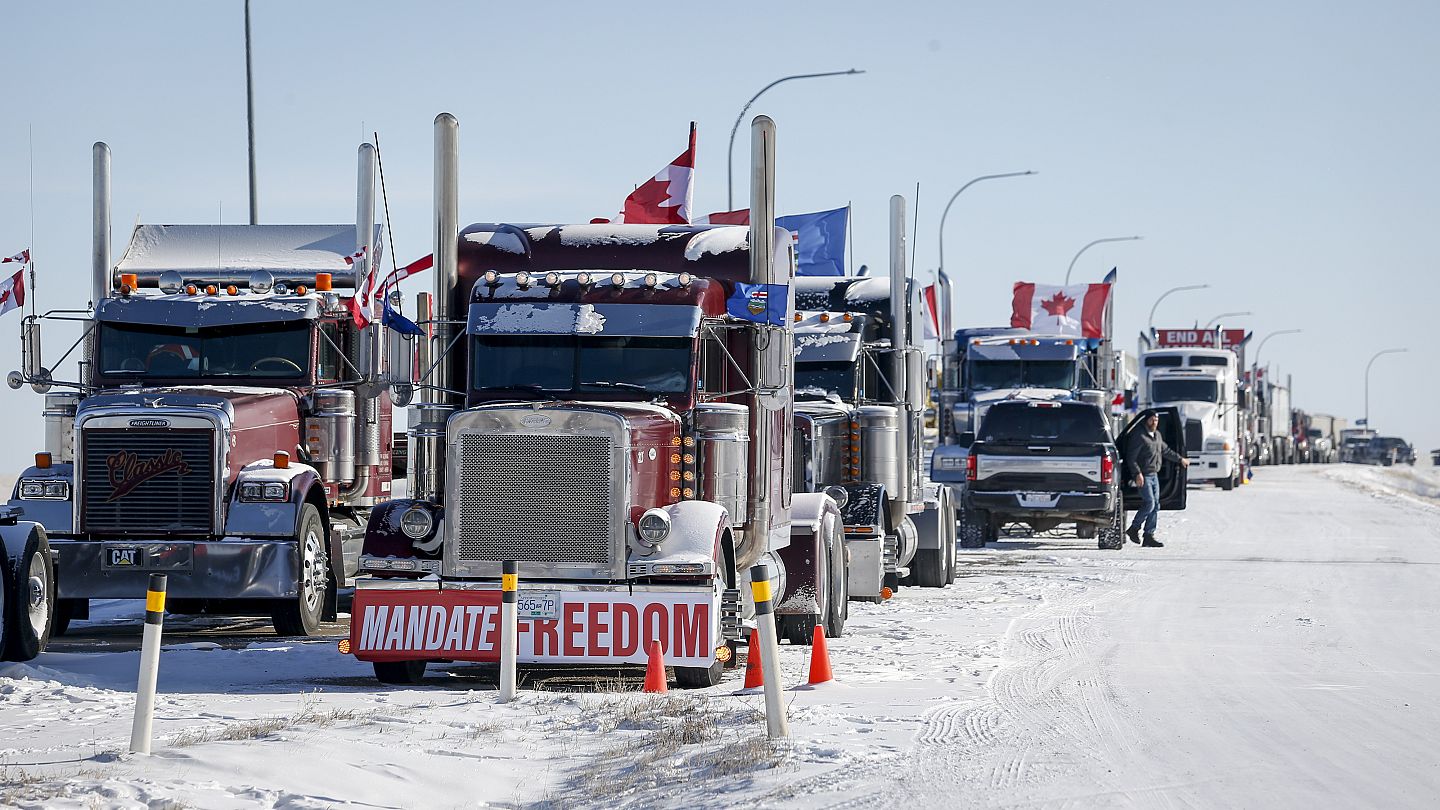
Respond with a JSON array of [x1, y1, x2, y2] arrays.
[[349, 587, 718, 667]]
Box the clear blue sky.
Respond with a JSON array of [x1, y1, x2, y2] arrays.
[[2, 0, 1436, 467]]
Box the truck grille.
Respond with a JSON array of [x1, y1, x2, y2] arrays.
[[1185, 419, 1204, 454], [454, 433, 615, 567], [82, 429, 215, 534]]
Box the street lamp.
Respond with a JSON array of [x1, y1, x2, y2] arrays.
[[1147, 284, 1208, 333], [1253, 329, 1302, 371], [1063, 236, 1142, 285], [725, 69, 865, 210], [936, 170, 1037, 334], [1204, 311, 1252, 328], [1364, 348, 1407, 428]]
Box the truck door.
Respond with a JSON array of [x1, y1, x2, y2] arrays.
[[1117, 407, 1188, 511]]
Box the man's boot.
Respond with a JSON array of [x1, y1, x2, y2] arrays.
[[1126, 526, 1141, 545], [1142, 533, 1164, 548]]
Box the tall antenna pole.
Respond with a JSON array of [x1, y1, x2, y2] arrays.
[[245, 0, 258, 224]]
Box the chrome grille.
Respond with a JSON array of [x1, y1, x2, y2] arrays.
[[454, 433, 615, 566], [82, 429, 215, 534]]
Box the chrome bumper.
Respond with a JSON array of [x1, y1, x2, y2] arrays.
[[51, 538, 298, 600]]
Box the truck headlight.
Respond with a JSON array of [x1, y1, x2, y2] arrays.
[[822, 485, 849, 509], [18, 479, 70, 500], [636, 508, 671, 547], [400, 506, 435, 539], [239, 481, 289, 502]]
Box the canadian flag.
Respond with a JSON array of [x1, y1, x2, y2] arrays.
[[0, 266, 25, 318], [621, 123, 696, 225], [696, 209, 750, 225], [347, 247, 376, 327], [918, 283, 940, 340], [1010, 282, 1111, 338], [378, 253, 433, 296], [1, 249, 30, 265]]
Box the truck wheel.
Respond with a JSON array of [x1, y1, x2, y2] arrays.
[[373, 660, 426, 685], [51, 599, 87, 637], [2, 525, 53, 662], [1097, 508, 1125, 551], [958, 507, 988, 549], [1219, 474, 1235, 491], [824, 518, 847, 639], [272, 504, 331, 637], [913, 549, 947, 588], [675, 658, 724, 689]]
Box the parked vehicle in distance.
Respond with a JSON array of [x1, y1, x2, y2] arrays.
[[1363, 436, 1415, 466], [1339, 428, 1376, 463], [955, 400, 1186, 550]]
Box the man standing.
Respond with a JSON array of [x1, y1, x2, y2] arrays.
[[1125, 410, 1190, 547]]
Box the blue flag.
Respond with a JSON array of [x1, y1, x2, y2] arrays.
[[776, 206, 848, 276], [726, 282, 789, 326], [382, 297, 424, 336]]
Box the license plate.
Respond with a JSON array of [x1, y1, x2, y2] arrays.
[[105, 545, 142, 568], [515, 591, 561, 620], [1018, 492, 1056, 507]]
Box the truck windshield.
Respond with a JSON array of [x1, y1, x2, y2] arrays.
[[969, 360, 1076, 391], [795, 362, 856, 399], [97, 321, 310, 381], [471, 334, 692, 395], [978, 403, 1109, 444], [1151, 378, 1218, 403]]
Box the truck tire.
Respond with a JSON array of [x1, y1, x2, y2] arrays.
[[2, 525, 53, 662], [51, 599, 87, 637], [675, 658, 724, 689], [824, 519, 847, 639], [779, 531, 833, 646], [373, 660, 426, 685], [958, 506, 988, 549], [1219, 474, 1235, 491], [1097, 507, 1125, 551], [912, 549, 947, 588], [271, 504, 331, 637]]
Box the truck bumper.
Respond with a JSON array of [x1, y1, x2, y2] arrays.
[[50, 537, 298, 600], [349, 580, 722, 668], [967, 491, 1114, 515], [1186, 452, 1234, 481]]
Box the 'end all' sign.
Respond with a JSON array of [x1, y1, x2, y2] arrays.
[[1155, 328, 1247, 349]]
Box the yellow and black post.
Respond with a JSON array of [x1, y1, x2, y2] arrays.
[[129, 573, 167, 754], [499, 561, 518, 702], [750, 563, 789, 738]]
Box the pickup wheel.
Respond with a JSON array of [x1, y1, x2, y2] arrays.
[[271, 504, 332, 637], [373, 660, 426, 685], [958, 506, 988, 549], [1097, 506, 1125, 550], [1219, 474, 1236, 491], [675, 658, 724, 689], [2, 525, 54, 662]]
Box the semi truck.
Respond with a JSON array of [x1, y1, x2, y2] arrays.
[[347, 114, 844, 686], [791, 196, 956, 600], [1140, 329, 1249, 490], [5, 142, 398, 637]]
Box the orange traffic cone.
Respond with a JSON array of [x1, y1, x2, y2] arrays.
[[807, 625, 833, 685], [742, 628, 764, 689], [643, 640, 668, 693]]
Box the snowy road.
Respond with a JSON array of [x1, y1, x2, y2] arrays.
[[3, 465, 1438, 808]]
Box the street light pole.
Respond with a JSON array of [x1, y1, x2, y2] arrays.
[[1063, 236, 1142, 285], [1364, 348, 1407, 428], [1146, 284, 1208, 333], [245, 0, 258, 224], [936, 170, 1036, 333], [725, 69, 864, 211], [1204, 311, 1252, 329]]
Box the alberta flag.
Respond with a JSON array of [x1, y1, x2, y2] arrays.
[[726, 282, 788, 326], [777, 206, 847, 276], [1010, 282, 1112, 338]]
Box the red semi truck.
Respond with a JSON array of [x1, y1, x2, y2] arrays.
[[347, 114, 845, 686], [6, 142, 400, 637]]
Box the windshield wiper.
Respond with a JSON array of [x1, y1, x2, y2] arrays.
[[581, 381, 647, 391], [473, 384, 561, 400]]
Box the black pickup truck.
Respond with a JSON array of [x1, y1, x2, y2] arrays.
[[957, 401, 1187, 550]]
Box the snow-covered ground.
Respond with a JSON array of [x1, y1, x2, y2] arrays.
[[3, 465, 1438, 808]]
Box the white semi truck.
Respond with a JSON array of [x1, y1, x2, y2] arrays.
[[1141, 336, 1246, 491]]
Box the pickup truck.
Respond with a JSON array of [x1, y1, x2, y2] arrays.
[[956, 401, 1187, 550]]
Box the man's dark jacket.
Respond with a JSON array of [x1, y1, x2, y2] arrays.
[[1125, 427, 1183, 478]]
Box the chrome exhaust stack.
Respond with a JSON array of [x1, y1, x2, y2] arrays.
[[888, 195, 911, 520], [93, 142, 111, 309], [412, 113, 460, 503], [743, 115, 784, 564], [344, 142, 380, 501]]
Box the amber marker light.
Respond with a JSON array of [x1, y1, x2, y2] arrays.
[[35, 452, 52, 470], [295, 285, 308, 295], [227, 285, 239, 296], [205, 284, 218, 296], [185, 284, 198, 295], [274, 451, 290, 469], [315, 273, 333, 291]]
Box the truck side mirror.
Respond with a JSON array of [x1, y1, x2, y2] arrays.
[[20, 318, 52, 393], [385, 326, 417, 407], [1237, 390, 1250, 410]]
